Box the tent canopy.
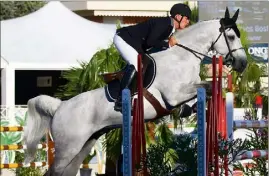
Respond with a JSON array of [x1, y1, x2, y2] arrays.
[[1, 1, 116, 70]]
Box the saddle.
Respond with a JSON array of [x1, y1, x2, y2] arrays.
[[99, 54, 172, 118]]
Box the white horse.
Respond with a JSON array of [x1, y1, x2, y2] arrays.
[[23, 9, 247, 176]]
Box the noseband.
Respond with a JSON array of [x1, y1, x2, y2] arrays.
[[176, 19, 244, 67]]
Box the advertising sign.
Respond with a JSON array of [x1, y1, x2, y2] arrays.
[[247, 43, 268, 62], [198, 1, 269, 43], [198, 2, 269, 63]]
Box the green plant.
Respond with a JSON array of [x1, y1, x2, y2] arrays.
[[184, 123, 197, 128], [14, 150, 44, 176], [232, 108, 268, 175], [101, 128, 122, 163], [146, 142, 174, 176], [15, 111, 28, 126], [1, 119, 22, 164], [170, 134, 198, 176], [230, 26, 267, 108], [217, 134, 250, 175], [145, 129, 259, 176], [155, 122, 174, 145], [55, 43, 125, 100], [145, 134, 198, 176], [0, 1, 46, 20], [82, 149, 97, 164]]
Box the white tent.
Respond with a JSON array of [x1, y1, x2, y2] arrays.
[[1, 1, 116, 70], [1, 1, 116, 107]]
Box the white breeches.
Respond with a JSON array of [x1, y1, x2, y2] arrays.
[[113, 34, 139, 71]]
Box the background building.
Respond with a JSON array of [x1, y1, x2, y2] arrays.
[[62, 1, 197, 24]]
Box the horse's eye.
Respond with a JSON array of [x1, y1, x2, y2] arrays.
[[228, 35, 235, 41]]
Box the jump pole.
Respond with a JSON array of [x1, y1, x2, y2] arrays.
[[133, 54, 147, 175], [202, 55, 227, 175], [122, 88, 132, 176], [197, 87, 207, 176], [122, 54, 147, 176]]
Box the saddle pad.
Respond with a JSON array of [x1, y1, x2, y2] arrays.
[[105, 54, 157, 102]]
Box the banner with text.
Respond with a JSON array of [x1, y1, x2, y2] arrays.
[[198, 2, 268, 63]]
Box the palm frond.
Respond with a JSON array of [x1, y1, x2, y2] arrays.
[[101, 128, 122, 163], [155, 122, 173, 145]]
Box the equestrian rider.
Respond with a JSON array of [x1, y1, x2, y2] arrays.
[[113, 3, 192, 111]]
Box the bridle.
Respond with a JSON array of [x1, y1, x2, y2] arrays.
[[176, 19, 244, 67]]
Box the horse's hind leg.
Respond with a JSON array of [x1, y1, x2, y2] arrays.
[[61, 139, 97, 176], [45, 139, 97, 176]]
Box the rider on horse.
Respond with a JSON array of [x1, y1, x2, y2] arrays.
[[113, 3, 192, 111]]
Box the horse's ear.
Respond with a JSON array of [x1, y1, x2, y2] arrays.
[[225, 7, 230, 19], [232, 9, 239, 22]]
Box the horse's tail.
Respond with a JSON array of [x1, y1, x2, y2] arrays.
[[23, 95, 61, 164]]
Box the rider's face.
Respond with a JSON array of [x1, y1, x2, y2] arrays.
[[180, 16, 190, 29], [175, 15, 190, 29]]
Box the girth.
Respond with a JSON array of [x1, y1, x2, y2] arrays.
[[142, 88, 172, 119]]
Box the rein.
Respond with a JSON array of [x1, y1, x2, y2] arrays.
[[176, 43, 210, 61], [175, 21, 244, 66]]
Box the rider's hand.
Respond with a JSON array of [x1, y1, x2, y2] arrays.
[[169, 36, 177, 47]]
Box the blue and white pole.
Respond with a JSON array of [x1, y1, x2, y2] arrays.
[[122, 88, 132, 176], [197, 88, 206, 176]]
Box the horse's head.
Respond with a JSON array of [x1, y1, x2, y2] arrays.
[[211, 7, 247, 73]]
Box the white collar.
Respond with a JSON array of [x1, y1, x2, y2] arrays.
[[169, 17, 176, 37], [169, 25, 176, 37]]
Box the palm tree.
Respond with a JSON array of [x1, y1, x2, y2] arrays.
[[55, 42, 125, 99]]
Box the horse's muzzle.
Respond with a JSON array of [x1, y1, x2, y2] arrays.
[[233, 59, 247, 73]]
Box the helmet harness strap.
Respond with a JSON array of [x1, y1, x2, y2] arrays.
[[174, 15, 183, 28]]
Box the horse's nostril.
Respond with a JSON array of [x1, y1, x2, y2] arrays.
[[239, 60, 247, 73], [242, 60, 247, 67]]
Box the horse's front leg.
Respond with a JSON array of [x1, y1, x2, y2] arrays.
[[178, 81, 212, 118]]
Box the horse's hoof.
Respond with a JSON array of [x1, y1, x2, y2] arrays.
[[192, 102, 197, 113], [178, 104, 192, 118]]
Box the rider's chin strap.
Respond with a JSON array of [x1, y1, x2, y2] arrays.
[[174, 16, 183, 28]]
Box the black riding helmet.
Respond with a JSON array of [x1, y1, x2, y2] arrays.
[[170, 3, 191, 19]]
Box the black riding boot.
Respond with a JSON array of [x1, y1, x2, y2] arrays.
[[114, 65, 137, 112]]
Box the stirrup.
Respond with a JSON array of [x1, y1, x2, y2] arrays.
[[114, 98, 122, 112], [178, 104, 192, 118], [114, 102, 122, 112]]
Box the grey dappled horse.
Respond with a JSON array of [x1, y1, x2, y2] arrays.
[[23, 9, 247, 176]]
